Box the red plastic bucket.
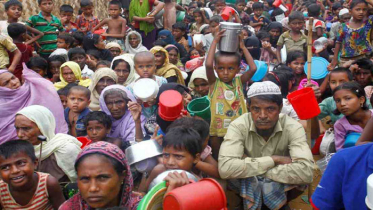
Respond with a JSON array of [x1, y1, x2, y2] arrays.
[[158, 90, 183, 121], [163, 178, 227, 210], [287, 87, 321, 120], [77, 137, 92, 149], [273, 0, 282, 7], [221, 7, 235, 21]]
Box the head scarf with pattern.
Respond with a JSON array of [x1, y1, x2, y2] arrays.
[[88, 68, 118, 111], [59, 141, 141, 210], [54, 61, 92, 90], [150, 46, 185, 85]]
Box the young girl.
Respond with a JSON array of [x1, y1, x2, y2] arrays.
[[257, 31, 277, 63], [286, 50, 306, 91], [188, 66, 209, 98], [0, 140, 65, 209], [54, 61, 92, 90], [329, 0, 373, 69], [206, 29, 256, 159], [48, 55, 66, 83], [333, 82, 373, 151], [190, 9, 209, 35]]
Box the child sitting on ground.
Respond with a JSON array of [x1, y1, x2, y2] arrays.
[[57, 83, 78, 109], [48, 55, 66, 83], [76, 0, 100, 34], [26, 56, 48, 78], [172, 22, 189, 52], [250, 2, 270, 33], [60, 4, 78, 33], [57, 33, 75, 50], [140, 126, 202, 192], [7, 23, 33, 81], [206, 28, 257, 159], [91, 0, 127, 50], [64, 85, 91, 137], [167, 117, 220, 178], [84, 111, 129, 151], [0, 140, 65, 209], [256, 31, 277, 64], [276, 11, 307, 62]]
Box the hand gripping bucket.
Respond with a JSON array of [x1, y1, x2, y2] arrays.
[[287, 87, 321, 120], [163, 178, 227, 210], [158, 90, 184, 121], [187, 96, 211, 121]]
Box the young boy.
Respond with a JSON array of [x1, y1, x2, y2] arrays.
[[60, 4, 78, 34], [84, 111, 128, 150], [140, 126, 202, 192], [205, 28, 257, 159], [68, 47, 94, 79], [48, 55, 66, 83], [1, 0, 44, 44], [76, 0, 100, 34], [236, 0, 250, 25], [72, 31, 84, 47], [0, 140, 65, 209], [204, 15, 224, 52], [172, 22, 189, 52], [91, 0, 127, 50], [26, 0, 64, 59], [276, 11, 307, 62], [57, 33, 75, 50], [163, 0, 184, 31], [350, 58, 373, 88], [7, 23, 33, 81], [64, 85, 91, 137], [306, 4, 325, 40], [57, 83, 78, 109], [249, 2, 270, 33]]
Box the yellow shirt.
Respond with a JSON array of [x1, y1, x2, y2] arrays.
[[209, 77, 247, 137], [218, 113, 314, 185], [0, 34, 17, 69]]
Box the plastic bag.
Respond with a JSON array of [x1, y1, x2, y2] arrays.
[[316, 153, 334, 174]]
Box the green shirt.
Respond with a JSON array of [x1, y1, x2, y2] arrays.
[[218, 113, 314, 184], [26, 13, 64, 55], [318, 96, 373, 124]]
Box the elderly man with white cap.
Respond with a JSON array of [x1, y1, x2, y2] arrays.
[[218, 81, 314, 209]]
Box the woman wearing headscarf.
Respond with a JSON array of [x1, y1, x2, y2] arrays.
[[99, 85, 146, 143], [111, 54, 139, 86], [158, 30, 189, 64], [266, 22, 283, 48], [150, 46, 185, 85], [188, 66, 209, 98], [105, 42, 123, 57], [165, 44, 185, 72], [54, 61, 92, 90], [15, 105, 82, 182], [59, 142, 142, 210], [89, 68, 118, 111], [129, 0, 164, 50], [244, 37, 261, 60], [0, 64, 67, 143], [124, 31, 149, 55]]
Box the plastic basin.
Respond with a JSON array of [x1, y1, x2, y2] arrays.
[[344, 132, 361, 148]]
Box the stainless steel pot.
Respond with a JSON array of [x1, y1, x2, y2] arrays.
[[125, 140, 162, 166], [219, 22, 243, 53]]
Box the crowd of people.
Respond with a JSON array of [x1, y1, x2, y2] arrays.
[[0, 0, 373, 209]]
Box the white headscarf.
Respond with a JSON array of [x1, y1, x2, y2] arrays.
[[16, 105, 82, 182], [111, 54, 139, 86], [188, 66, 208, 89], [124, 31, 148, 55]]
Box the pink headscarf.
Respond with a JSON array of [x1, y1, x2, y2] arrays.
[[0, 63, 68, 143]]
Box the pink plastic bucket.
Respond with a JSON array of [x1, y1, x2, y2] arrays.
[[163, 178, 227, 210], [287, 87, 321, 120]]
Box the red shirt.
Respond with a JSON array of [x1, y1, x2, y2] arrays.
[[8, 43, 33, 81]]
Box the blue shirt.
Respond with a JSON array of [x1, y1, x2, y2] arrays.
[[311, 143, 373, 210], [64, 107, 91, 137]]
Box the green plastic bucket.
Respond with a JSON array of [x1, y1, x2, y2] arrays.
[[187, 96, 211, 121], [176, 11, 186, 22], [137, 181, 167, 210]]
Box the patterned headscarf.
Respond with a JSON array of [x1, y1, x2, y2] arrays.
[[60, 141, 141, 210]]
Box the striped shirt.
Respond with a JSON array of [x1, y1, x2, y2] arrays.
[[26, 13, 64, 55], [0, 172, 53, 210]]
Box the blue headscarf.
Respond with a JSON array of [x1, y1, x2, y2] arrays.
[[158, 30, 177, 45]]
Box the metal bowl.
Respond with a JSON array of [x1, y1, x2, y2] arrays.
[[125, 140, 162, 166], [148, 170, 198, 191]]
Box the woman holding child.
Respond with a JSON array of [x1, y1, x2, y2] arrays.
[[15, 105, 82, 182]]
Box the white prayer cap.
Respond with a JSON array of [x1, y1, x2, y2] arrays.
[[247, 81, 281, 98]]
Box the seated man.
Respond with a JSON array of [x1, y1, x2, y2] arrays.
[[218, 81, 314, 210], [311, 143, 373, 210]]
